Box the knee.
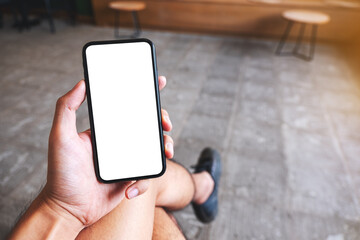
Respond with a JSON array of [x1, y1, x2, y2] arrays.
[[155, 160, 194, 208]]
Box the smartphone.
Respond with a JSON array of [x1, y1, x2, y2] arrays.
[[82, 39, 166, 183]]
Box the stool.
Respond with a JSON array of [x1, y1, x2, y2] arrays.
[[275, 10, 330, 61], [109, 1, 146, 39]]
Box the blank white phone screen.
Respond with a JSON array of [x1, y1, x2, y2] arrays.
[[85, 42, 163, 181]]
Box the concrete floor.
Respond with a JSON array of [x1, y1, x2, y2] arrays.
[[1, 21, 360, 239]]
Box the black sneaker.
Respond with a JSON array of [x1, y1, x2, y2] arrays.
[[191, 148, 221, 223]]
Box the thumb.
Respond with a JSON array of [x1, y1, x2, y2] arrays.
[[125, 180, 150, 199], [51, 80, 86, 137]]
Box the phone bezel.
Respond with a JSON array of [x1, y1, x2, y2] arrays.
[[82, 38, 166, 183]]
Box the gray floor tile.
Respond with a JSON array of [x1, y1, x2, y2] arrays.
[[1, 21, 360, 239]]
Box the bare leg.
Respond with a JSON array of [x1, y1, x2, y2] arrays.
[[152, 207, 185, 240], [155, 160, 195, 210], [76, 182, 157, 240], [76, 160, 197, 239]]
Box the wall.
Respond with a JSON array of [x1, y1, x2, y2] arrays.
[[91, 0, 360, 42]]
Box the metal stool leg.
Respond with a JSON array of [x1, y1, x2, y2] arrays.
[[275, 20, 294, 55], [44, 0, 55, 33], [276, 21, 318, 61], [294, 23, 317, 61], [114, 10, 120, 38], [293, 22, 305, 55], [308, 24, 318, 61], [114, 10, 142, 39], [131, 11, 141, 38]]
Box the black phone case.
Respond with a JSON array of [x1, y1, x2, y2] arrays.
[[82, 38, 166, 183]]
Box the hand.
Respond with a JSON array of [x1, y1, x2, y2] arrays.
[[42, 76, 173, 228]]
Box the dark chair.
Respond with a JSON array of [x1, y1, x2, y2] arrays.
[[42, 0, 77, 33], [1, 0, 77, 33], [0, 0, 18, 29]]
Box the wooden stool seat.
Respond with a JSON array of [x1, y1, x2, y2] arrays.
[[109, 2, 146, 12], [109, 1, 147, 38], [282, 10, 330, 25]]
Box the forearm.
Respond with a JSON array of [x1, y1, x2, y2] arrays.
[[8, 190, 84, 240]]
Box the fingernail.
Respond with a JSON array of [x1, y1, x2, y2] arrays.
[[127, 188, 139, 199], [166, 142, 173, 156]]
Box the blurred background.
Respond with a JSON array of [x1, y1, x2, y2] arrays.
[[1, 0, 360, 239]]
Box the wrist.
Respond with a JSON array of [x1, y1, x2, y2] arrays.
[[9, 189, 84, 240], [39, 189, 85, 236]]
